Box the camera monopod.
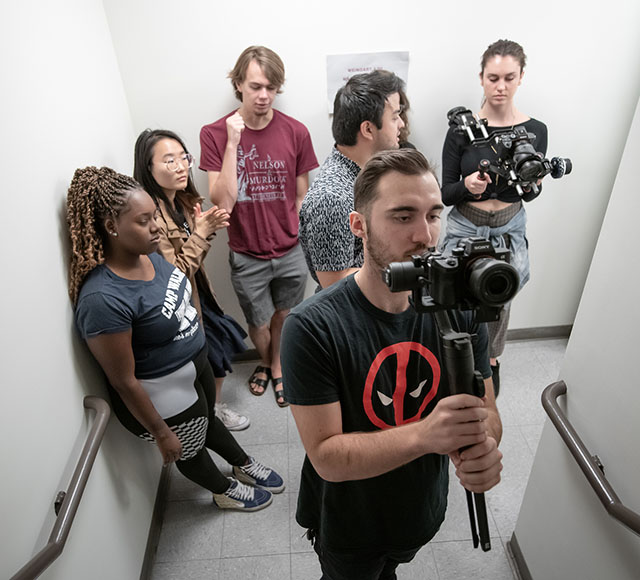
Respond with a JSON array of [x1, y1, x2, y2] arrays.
[[384, 240, 520, 551], [433, 309, 492, 552]]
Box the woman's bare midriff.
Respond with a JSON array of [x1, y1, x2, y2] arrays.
[[467, 198, 513, 212]]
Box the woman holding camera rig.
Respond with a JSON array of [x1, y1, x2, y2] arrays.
[[440, 39, 548, 395]]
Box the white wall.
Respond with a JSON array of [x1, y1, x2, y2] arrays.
[[102, 0, 640, 332], [1, 1, 160, 578], [513, 95, 640, 579], [2, 2, 640, 578]]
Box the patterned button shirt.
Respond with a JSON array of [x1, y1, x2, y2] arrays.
[[299, 147, 363, 285]]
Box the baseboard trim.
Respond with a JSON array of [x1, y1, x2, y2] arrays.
[[139, 464, 172, 580], [507, 325, 572, 342], [508, 532, 533, 580]]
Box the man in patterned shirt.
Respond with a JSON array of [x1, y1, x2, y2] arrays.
[[299, 70, 405, 289]]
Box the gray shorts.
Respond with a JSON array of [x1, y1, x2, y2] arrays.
[[229, 244, 308, 328]]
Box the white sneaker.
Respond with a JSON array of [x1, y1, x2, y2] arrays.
[[215, 403, 250, 431]]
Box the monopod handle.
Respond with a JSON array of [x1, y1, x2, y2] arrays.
[[433, 311, 491, 552]]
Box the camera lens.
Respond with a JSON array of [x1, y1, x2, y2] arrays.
[[383, 261, 425, 292], [517, 158, 543, 181], [467, 258, 519, 306]]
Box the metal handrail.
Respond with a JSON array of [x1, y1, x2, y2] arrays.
[[10, 396, 111, 580], [542, 380, 640, 537]]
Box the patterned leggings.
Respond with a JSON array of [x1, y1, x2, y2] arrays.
[[109, 348, 248, 494]]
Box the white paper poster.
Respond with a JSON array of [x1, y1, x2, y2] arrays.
[[326, 51, 410, 111]]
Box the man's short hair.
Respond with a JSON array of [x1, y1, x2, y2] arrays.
[[228, 45, 285, 101], [332, 70, 405, 146], [354, 149, 437, 215]]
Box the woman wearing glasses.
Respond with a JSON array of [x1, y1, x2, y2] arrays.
[[134, 129, 249, 431]]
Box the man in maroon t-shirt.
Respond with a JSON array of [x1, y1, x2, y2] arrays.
[[200, 45, 318, 407]]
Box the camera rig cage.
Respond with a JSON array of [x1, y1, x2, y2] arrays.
[[447, 106, 572, 197]]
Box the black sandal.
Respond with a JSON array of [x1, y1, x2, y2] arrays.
[[272, 377, 289, 408], [248, 365, 270, 396]]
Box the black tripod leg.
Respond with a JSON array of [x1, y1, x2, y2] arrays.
[[474, 492, 491, 551], [434, 310, 493, 552], [465, 489, 480, 549]]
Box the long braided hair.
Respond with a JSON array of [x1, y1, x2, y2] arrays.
[[66, 166, 141, 304]]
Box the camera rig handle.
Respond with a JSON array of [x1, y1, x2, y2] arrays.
[[477, 159, 490, 179], [447, 106, 489, 142], [433, 309, 492, 552]]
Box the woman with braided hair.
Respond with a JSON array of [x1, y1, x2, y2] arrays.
[[67, 166, 284, 511], [134, 129, 249, 431]]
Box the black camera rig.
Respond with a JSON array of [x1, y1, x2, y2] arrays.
[[383, 237, 520, 552], [447, 106, 572, 196], [383, 237, 520, 323]]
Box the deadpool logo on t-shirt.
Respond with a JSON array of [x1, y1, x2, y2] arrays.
[[362, 341, 441, 429]]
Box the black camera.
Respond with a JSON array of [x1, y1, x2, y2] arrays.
[[486, 126, 572, 194], [447, 107, 572, 196], [383, 237, 520, 322]]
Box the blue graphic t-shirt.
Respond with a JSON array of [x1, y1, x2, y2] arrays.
[[75, 253, 205, 379]]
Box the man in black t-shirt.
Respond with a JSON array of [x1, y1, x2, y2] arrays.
[[282, 149, 503, 580]]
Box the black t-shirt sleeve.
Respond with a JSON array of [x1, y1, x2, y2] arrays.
[[281, 312, 340, 405], [441, 127, 473, 206]]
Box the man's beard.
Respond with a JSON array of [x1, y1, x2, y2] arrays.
[[365, 227, 428, 274]]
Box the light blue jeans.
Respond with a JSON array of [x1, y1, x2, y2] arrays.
[[439, 205, 530, 291], [439, 204, 530, 358]]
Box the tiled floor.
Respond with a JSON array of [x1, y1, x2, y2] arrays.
[[151, 338, 567, 580]]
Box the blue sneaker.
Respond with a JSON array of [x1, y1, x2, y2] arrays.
[[213, 478, 272, 511], [233, 456, 285, 493]]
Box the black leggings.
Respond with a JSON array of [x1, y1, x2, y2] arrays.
[[109, 348, 248, 494]]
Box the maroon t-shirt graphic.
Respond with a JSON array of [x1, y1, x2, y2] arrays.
[[199, 110, 318, 259]]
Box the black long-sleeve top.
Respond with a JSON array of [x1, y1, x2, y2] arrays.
[[441, 118, 548, 206]]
